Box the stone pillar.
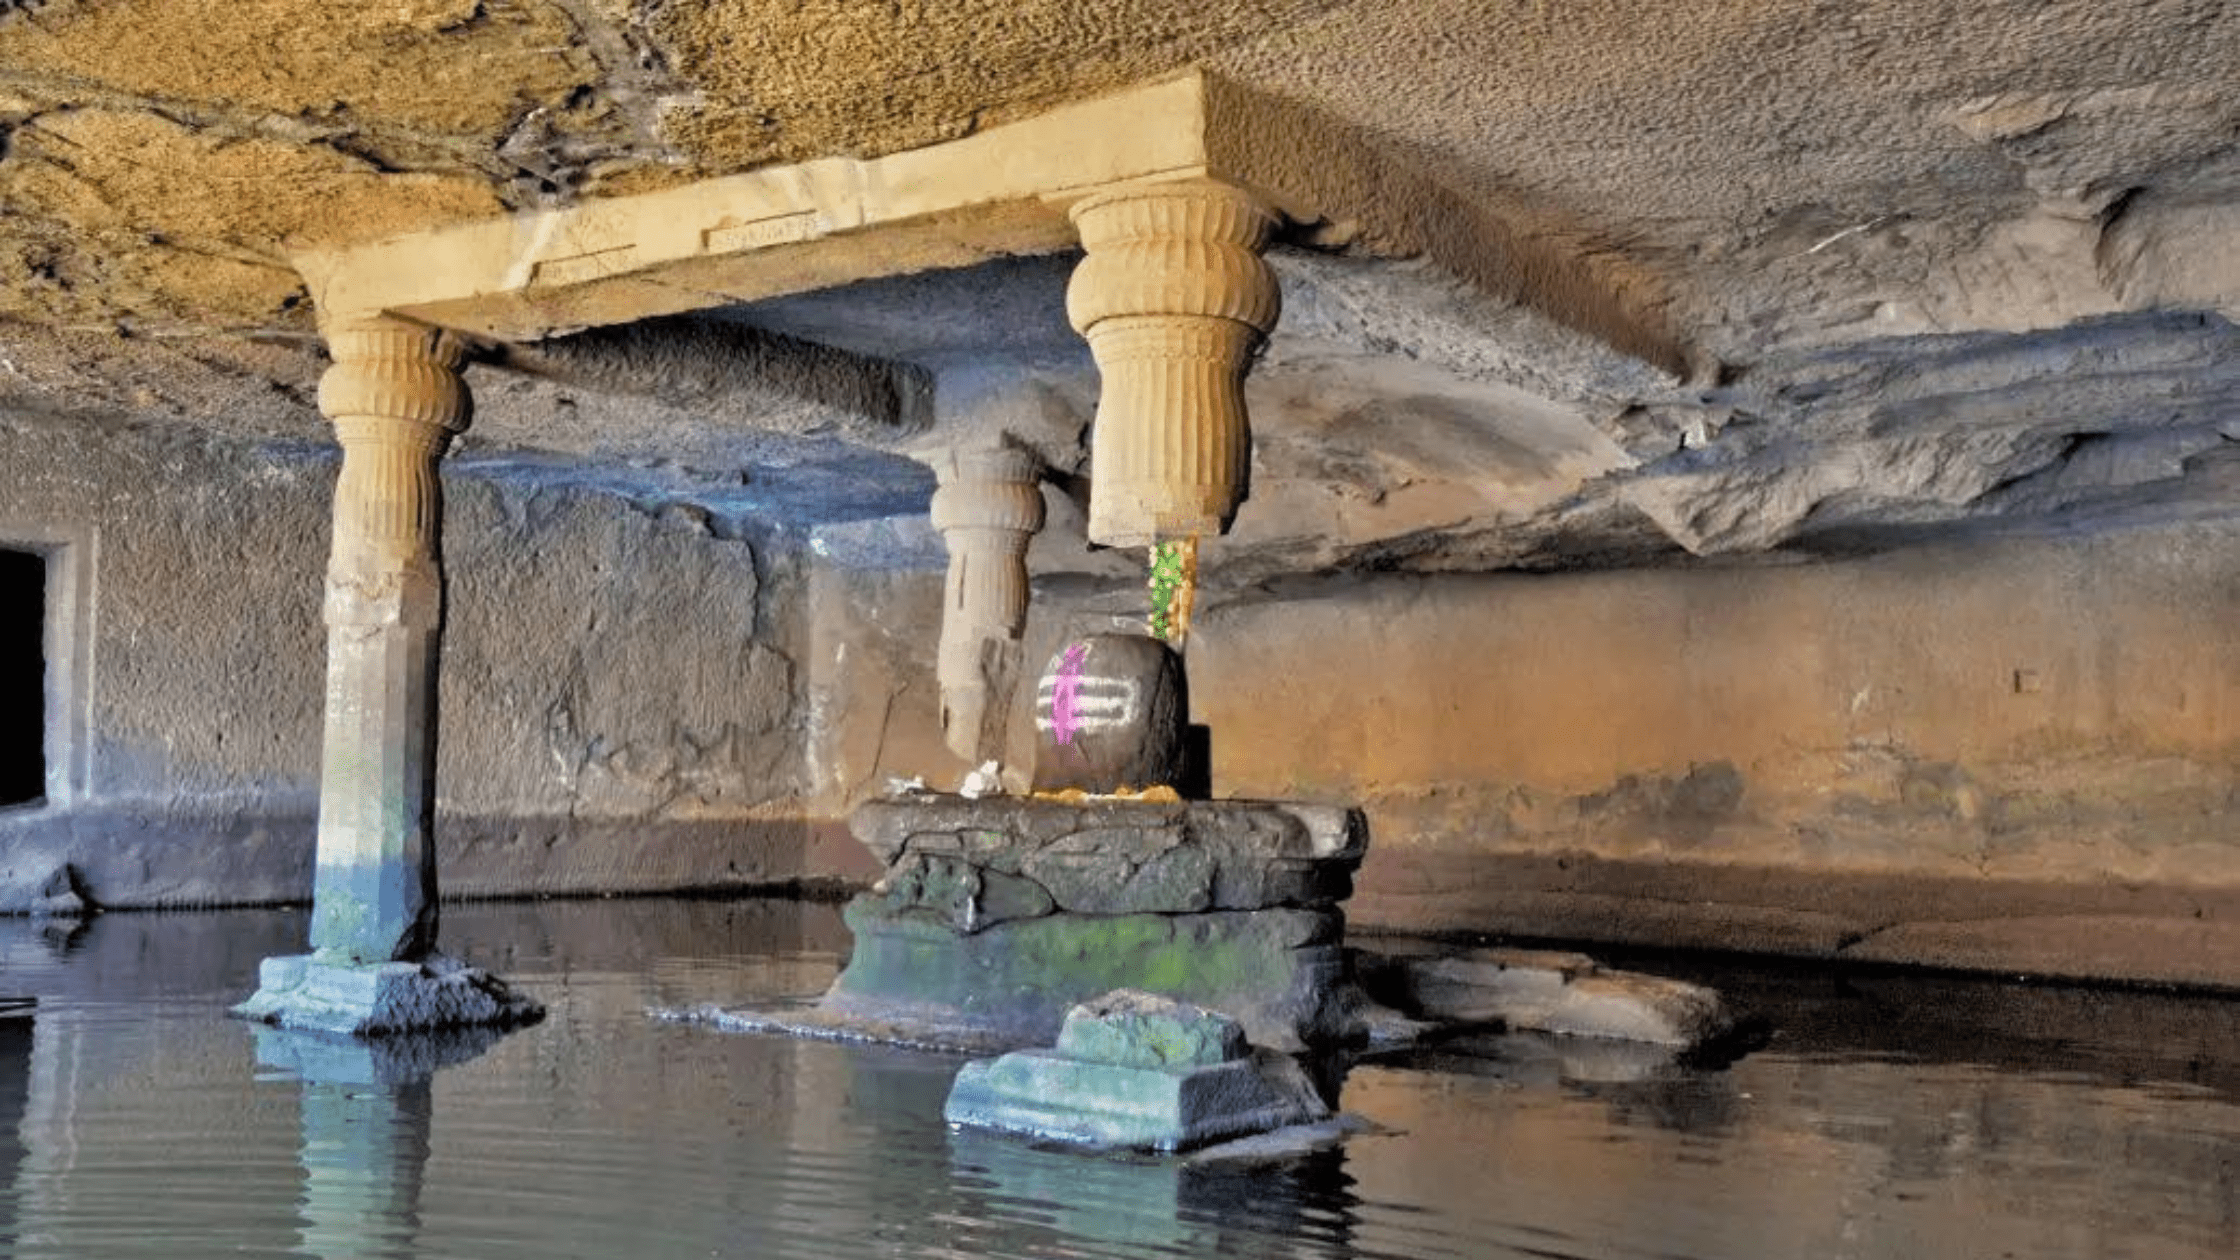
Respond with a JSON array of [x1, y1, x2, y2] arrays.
[[235, 316, 539, 1036], [927, 446, 1045, 765], [309, 318, 469, 965], [1065, 179, 1281, 548]]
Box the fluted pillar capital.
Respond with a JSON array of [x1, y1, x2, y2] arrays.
[[318, 316, 472, 439], [1065, 178, 1282, 547], [929, 446, 1046, 540], [1065, 179, 1281, 336]]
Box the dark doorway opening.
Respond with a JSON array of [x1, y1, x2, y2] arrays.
[[0, 549, 44, 807]]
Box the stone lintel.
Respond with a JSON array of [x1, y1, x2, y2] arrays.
[[292, 72, 1682, 376]]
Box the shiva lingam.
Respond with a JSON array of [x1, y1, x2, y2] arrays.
[[805, 542, 1376, 1053]]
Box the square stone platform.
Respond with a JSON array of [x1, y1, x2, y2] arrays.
[[705, 795, 1378, 1052]]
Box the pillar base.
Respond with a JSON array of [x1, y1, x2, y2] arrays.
[[233, 953, 542, 1037]]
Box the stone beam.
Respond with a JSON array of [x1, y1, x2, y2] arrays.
[[292, 72, 1685, 378], [482, 317, 933, 446]]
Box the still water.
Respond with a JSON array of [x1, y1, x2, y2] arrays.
[[0, 898, 2233, 1259]]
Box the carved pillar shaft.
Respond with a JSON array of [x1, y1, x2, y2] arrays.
[[310, 320, 469, 964], [928, 447, 1045, 764], [1066, 180, 1281, 548]]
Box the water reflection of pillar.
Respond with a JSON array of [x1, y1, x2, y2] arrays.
[[11, 1003, 82, 1244], [0, 1008, 34, 1244], [257, 1027, 500, 1260], [295, 1078, 433, 1260]]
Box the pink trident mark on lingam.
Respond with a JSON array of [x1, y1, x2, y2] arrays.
[[1050, 642, 1091, 745]]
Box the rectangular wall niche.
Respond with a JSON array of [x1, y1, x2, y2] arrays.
[[0, 548, 44, 807]]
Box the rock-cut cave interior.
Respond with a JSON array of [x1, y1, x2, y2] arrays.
[[3, 4, 2240, 1258]]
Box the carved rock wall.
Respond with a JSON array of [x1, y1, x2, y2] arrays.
[[0, 407, 817, 909]]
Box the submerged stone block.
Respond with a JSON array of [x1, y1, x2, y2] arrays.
[[234, 952, 543, 1037], [945, 991, 1327, 1151], [829, 899, 1355, 1051]]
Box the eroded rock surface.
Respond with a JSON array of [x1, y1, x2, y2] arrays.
[[3, 3, 2238, 581], [852, 795, 1368, 918], [1357, 948, 1735, 1050]]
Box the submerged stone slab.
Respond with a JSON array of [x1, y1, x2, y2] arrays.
[[945, 991, 1329, 1151], [234, 953, 544, 1037], [851, 795, 1368, 915], [1358, 948, 1733, 1049]]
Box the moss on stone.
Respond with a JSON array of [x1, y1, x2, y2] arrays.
[[833, 898, 1345, 1046]]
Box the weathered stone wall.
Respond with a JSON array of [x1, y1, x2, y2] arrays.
[[0, 409, 815, 909], [1183, 523, 2240, 979], [808, 516, 2240, 984], [799, 522, 949, 882]]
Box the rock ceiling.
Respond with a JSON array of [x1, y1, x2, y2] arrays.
[[3, 0, 2239, 580]]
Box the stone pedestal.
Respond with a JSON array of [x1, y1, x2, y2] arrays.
[[238, 954, 542, 1038], [809, 795, 1372, 1051], [945, 990, 1328, 1152]]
